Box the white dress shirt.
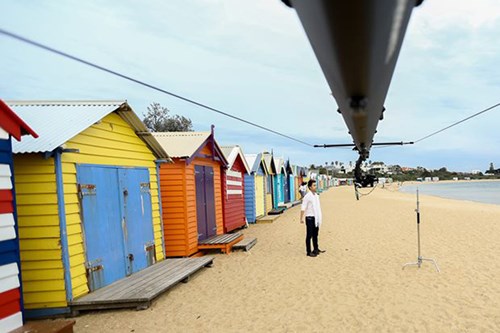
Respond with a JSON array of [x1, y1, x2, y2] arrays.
[[301, 191, 322, 227]]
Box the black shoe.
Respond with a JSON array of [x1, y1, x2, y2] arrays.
[[313, 249, 326, 255], [307, 253, 317, 257]]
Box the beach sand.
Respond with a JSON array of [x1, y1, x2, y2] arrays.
[[71, 185, 500, 332]]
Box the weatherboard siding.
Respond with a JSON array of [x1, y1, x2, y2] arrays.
[[159, 160, 189, 257], [244, 175, 255, 223], [13, 154, 67, 309], [222, 156, 246, 232], [0, 135, 22, 331]]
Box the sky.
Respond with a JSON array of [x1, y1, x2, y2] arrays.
[[1, 0, 499, 172]]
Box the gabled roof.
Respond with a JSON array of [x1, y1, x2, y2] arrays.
[[285, 159, 293, 174], [244, 153, 267, 175], [152, 131, 228, 166], [221, 145, 250, 174], [0, 99, 38, 141], [7, 100, 169, 159], [262, 152, 277, 175], [153, 132, 210, 158], [274, 157, 286, 176]]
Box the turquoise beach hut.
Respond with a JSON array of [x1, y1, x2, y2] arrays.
[[273, 157, 285, 208]]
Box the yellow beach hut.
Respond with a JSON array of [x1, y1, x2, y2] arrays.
[[262, 152, 277, 214], [8, 100, 169, 318]]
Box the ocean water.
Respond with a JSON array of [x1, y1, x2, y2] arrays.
[[399, 181, 500, 205]]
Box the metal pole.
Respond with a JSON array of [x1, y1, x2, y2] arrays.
[[416, 189, 421, 261], [403, 188, 440, 272]]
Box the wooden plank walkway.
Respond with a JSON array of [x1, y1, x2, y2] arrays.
[[198, 232, 243, 254], [69, 256, 213, 313], [233, 237, 257, 252]]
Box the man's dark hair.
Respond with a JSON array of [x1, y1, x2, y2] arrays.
[[307, 179, 316, 189]]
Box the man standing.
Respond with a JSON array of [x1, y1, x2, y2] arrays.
[[300, 179, 325, 257]]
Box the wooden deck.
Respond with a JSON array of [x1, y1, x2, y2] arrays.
[[198, 232, 243, 254], [69, 256, 213, 313]]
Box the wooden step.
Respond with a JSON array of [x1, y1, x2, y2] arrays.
[[233, 237, 257, 252], [198, 233, 244, 254], [10, 319, 76, 333]]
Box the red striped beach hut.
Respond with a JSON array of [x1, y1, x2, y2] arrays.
[[0, 100, 37, 332], [220, 146, 250, 233]]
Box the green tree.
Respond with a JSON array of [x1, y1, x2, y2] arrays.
[[143, 102, 193, 132]]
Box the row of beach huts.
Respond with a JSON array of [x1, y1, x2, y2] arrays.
[[0, 100, 336, 331]]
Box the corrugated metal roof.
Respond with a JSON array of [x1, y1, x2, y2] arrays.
[[7, 100, 169, 159], [221, 145, 250, 174], [152, 132, 211, 158]]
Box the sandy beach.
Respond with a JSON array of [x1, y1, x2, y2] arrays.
[[68, 184, 500, 332]]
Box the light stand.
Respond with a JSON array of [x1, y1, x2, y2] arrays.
[[402, 188, 440, 272]]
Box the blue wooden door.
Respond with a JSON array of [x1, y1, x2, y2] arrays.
[[78, 166, 126, 290], [78, 165, 155, 291], [120, 168, 155, 275], [195, 165, 216, 241]]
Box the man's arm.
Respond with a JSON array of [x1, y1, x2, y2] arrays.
[[300, 194, 308, 223]]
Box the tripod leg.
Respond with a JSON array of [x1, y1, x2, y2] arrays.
[[421, 258, 440, 273]]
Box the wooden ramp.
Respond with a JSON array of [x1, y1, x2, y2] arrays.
[[69, 256, 213, 313], [198, 232, 243, 254], [257, 214, 281, 223], [233, 237, 257, 252], [291, 200, 302, 207]]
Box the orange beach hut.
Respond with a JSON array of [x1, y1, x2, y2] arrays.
[[152, 130, 228, 257]]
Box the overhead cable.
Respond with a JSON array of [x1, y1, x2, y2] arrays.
[[0, 28, 314, 147], [414, 102, 500, 143]]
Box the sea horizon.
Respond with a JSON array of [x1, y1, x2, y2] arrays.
[[399, 180, 500, 205]]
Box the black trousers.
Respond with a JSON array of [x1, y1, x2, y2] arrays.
[[305, 216, 319, 254]]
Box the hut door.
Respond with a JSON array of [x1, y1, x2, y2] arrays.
[[78, 165, 155, 291], [120, 168, 155, 276], [195, 165, 217, 241], [78, 166, 126, 290], [273, 175, 283, 208], [284, 174, 290, 203], [255, 175, 265, 217]]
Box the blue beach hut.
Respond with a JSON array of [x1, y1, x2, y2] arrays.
[[243, 153, 268, 223]]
